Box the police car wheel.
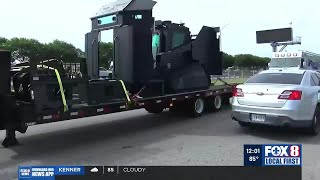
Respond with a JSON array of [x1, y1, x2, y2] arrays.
[[308, 106, 320, 135]]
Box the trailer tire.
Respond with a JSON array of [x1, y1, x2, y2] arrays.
[[206, 95, 222, 112], [189, 98, 205, 117], [212, 95, 222, 111], [145, 104, 164, 114]]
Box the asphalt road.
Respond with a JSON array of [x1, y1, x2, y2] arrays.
[[0, 107, 319, 180]]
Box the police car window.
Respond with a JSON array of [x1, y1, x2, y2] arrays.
[[246, 73, 303, 85], [311, 73, 319, 86], [315, 73, 320, 82], [310, 75, 316, 86]]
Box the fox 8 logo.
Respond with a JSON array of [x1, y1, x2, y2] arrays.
[[265, 145, 300, 157]]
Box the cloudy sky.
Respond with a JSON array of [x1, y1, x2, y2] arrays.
[[0, 0, 319, 57]]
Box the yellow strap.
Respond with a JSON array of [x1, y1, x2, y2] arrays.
[[119, 80, 131, 103], [54, 69, 68, 112]]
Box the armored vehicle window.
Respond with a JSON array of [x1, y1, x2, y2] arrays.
[[172, 32, 185, 49], [133, 15, 142, 19], [98, 15, 117, 26], [152, 34, 160, 60]]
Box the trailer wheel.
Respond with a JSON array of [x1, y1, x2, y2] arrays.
[[145, 104, 164, 114], [212, 95, 222, 111], [206, 95, 222, 112], [190, 98, 205, 117]]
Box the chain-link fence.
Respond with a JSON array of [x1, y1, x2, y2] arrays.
[[217, 69, 263, 79]]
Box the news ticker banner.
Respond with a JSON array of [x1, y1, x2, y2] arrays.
[[244, 144, 302, 166], [18, 166, 301, 180]]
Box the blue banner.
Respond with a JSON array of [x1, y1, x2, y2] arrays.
[[18, 166, 85, 180], [244, 144, 302, 166]]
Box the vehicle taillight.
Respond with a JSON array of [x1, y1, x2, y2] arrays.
[[278, 90, 302, 100], [233, 88, 244, 97]]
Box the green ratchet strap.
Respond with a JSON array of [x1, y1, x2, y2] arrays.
[[54, 69, 68, 112], [119, 80, 131, 103]]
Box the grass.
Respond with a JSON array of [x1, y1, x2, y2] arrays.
[[212, 78, 248, 85]]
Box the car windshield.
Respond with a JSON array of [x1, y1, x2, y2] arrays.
[[246, 73, 304, 85], [269, 57, 301, 68]]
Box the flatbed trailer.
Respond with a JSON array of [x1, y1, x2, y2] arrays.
[[1, 77, 234, 147], [35, 84, 233, 124]]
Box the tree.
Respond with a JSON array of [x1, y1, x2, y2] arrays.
[[234, 54, 253, 68], [232, 54, 270, 69], [2, 38, 45, 62], [0, 37, 7, 47], [260, 57, 271, 67], [45, 40, 79, 63], [76, 48, 85, 58], [222, 52, 235, 69], [99, 42, 113, 69]]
